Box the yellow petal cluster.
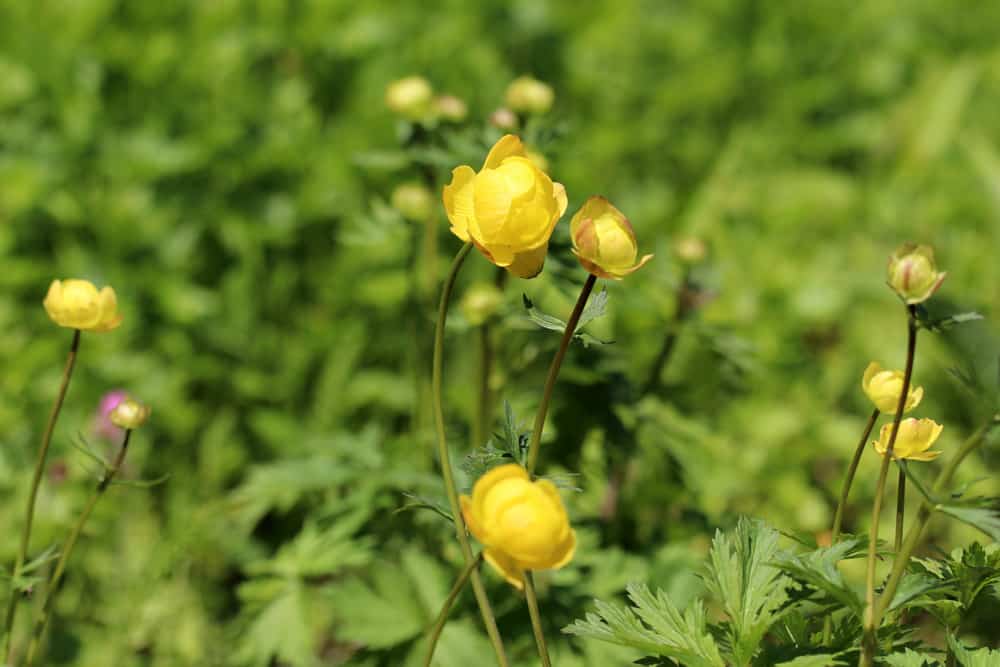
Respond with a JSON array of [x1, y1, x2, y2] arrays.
[[861, 362, 923, 414], [443, 135, 567, 278], [887, 243, 946, 305], [110, 398, 151, 430], [872, 418, 943, 461], [570, 196, 653, 279], [43, 279, 123, 332], [460, 464, 576, 589], [384, 76, 433, 120]]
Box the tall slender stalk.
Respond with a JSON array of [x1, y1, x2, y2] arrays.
[[431, 242, 509, 667], [641, 267, 693, 397], [473, 324, 493, 450], [860, 307, 918, 666], [873, 419, 998, 624], [4, 329, 81, 661], [523, 572, 552, 667], [525, 274, 597, 475], [423, 552, 483, 667], [831, 408, 880, 542], [25, 430, 133, 665], [894, 469, 906, 552]]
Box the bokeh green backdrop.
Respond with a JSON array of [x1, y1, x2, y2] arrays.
[[2, 1, 999, 665]]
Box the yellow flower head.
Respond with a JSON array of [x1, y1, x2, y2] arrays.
[[887, 243, 946, 305], [460, 464, 576, 589], [872, 418, 943, 461], [109, 398, 151, 430], [434, 95, 468, 122], [43, 279, 122, 332], [385, 76, 433, 120], [391, 182, 434, 222], [443, 135, 567, 278], [862, 362, 923, 414], [505, 76, 554, 114], [570, 196, 653, 279]]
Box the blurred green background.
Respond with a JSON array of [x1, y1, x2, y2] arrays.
[[2, 1, 999, 665]]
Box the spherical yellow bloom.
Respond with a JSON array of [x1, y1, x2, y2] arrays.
[[43, 279, 123, 332], [887, 243, 946, 305], [460, 282, 504, 326], [391, 182, 434, 222], [505, 76, 554, 114], [570, 196, 653, 279], [109, 398, 151, 430], [872, 418, 943, 461], [434, 95, 468, 122], [443, 135, 567, 279], [674, 236, 708, 265], [460, 464, 576, 589], [862, 362, 923, 414], [385, 76, 433, 120]]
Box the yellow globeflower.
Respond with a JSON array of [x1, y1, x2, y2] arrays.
[[570, 196, 653, 279], [443, 135, 567, 278], [862, 362, 923, 414], [385, 76, 433, 120], [872, 418, 943, 461], [109, 398, 151, 430], [887, 243, 946, 305], [505, 76, 554, 114], [460, 463, 576, 589], [43, 279, 122, 332]]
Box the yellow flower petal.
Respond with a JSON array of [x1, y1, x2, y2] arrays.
[[442, 166, 476, 241], [483, 134, 526, 170]]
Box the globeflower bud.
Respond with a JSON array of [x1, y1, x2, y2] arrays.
[[43, 279, 123, 332], [887, 243, 946, 304], [443, 134, 567, 279], [871, 418, 943, 461], [570, 196, 653, 279], [460, 464, 576, 589], [93, 390, 128, 441], [109, 398, 151, 430], [390, 182, 434, 222], [674, 236, 708, 265], [460, 282, 504, 326], [505, 76, 554, 114], [434, 95, 468, 122], [862, 362, 923, 414], [489, 108, 519, 131], [385, 76, 433, 120]]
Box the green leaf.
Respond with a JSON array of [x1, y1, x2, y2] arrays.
[[935, 500, 1000, 540], [773, 538, 865, 617], [236, 582, 317, 667], [879, 649, 942, 667], [577, 287, 609, 329], [522, 293, 612, 346], [704, 518, 791, 666], [947, 634, 1000, 667], [563, 583, 725, 667], [775, 654, 849, 667], [915, 309, 984, 333]]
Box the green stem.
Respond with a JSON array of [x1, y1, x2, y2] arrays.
[[894, 468, 906, 552], [522, 572, 552, 667], [526, 274, 597, 475], [873, 419, 998, 624], [641, 268, 692, 397], [3, 328, 81, 661], [831, 408, 880, 542], [860, 307, 918, 666], [432, 242, 509, 667], [25, 429, 132, 666], [423, 552, 483, 667]]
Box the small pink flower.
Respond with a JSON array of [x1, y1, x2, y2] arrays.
[[93, 390, 128, 441]]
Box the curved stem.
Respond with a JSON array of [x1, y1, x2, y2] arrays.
[[4, 328, 81, 661], [831, 408, 880, 542], [874, 419, 998, 623], [423, 552, 483, 667], [861, 307, 917, 665], [526, 274, 597, 475], [25, 429, 132, 666], [894, 469, 906, 552], [523, 572, 552, 667], [473, 324, 493, 449], [432, 242, 509, 667]]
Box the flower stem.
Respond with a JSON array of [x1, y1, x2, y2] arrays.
[[831, 408, 880, 542], [873, 419, 998, 624], [473, 323, 493, 449], [526, 274, 597, 475], [432, 242, 509, 667], [522, 572, 552, 667], [860, 307, 917, 666], [25, 429, 132, 666], [3, 328, 81, 661], [423, 552, 483, 667], [894, 468, 906, 552], [641, 267, 693, 397]]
